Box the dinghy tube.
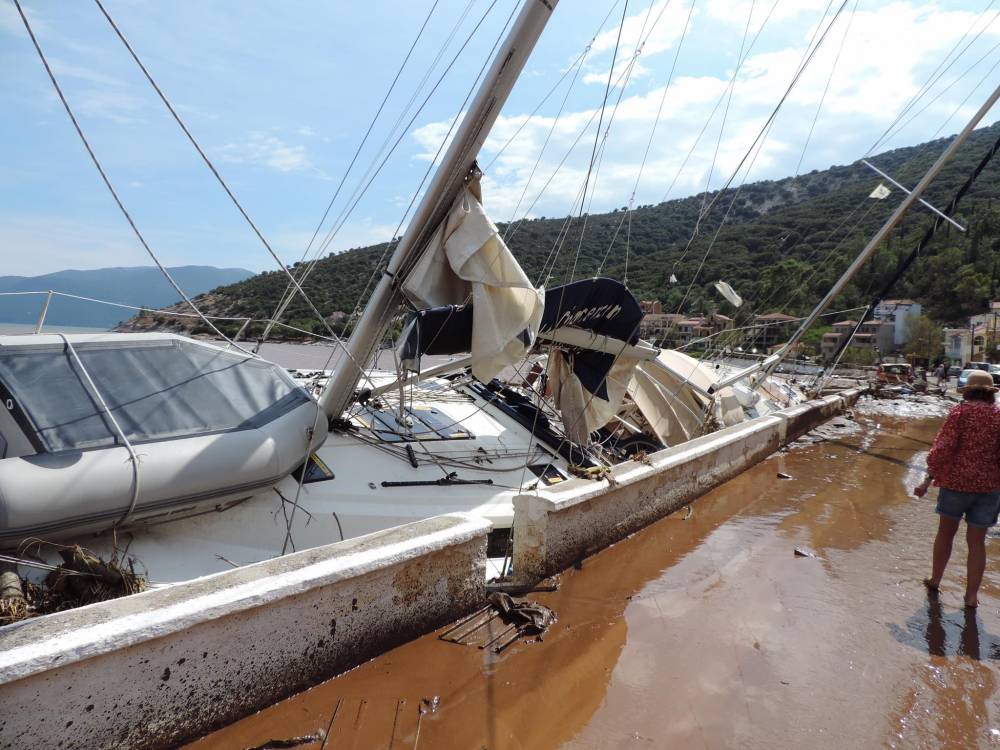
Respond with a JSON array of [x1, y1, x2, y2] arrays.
[[0, 333, 327, 545]]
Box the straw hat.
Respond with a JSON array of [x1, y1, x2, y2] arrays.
[[959, 369, 997, 393]]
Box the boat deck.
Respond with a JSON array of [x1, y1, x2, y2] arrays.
[[185, 395, 999, 749]]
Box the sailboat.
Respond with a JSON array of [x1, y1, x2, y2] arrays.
[[0, 0, 993, 597]]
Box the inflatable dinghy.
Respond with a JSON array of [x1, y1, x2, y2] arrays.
[[0, 333, 326, 545]]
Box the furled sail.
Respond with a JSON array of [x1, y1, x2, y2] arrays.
[[401, 182, 543, 382]]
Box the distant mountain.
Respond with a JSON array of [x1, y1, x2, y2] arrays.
[[122, 121, 1000, 338], [0, 266, 254, 329]]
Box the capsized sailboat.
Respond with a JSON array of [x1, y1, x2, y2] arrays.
[[1, 0, 993, 601]]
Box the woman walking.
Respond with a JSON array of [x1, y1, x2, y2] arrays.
[[915, 369, 1000, 608]]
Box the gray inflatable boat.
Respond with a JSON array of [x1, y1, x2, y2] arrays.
[[0, 332, 327, 546]]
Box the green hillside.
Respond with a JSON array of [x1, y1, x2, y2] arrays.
[[129, 122, 1000, 340]]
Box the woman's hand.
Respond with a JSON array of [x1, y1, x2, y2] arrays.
[[914, 476, 932, 498]]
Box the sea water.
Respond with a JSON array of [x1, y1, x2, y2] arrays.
[[0, 323, 110, 335]]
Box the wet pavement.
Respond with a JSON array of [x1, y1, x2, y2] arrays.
[[187, 396, 1000, 749]]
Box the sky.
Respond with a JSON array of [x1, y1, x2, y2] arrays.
[[1, 0, 1000, 278]]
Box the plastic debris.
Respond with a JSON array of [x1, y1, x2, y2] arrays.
[[244, 729, 326, 750]]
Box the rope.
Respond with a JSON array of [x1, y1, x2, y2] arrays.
[[12, 0, 252, 356], [56, 334, 142, 527]]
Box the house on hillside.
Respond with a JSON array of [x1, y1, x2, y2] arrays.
[[749, 312, 796, 351], [639, 312, 684, 341], [675, 314, 733, 348], [821, 319, 894, 360], [639, 300, 663, 315], [872, 299, 922, 347]]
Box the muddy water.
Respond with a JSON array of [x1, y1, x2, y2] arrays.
[[187, 405, 1000, 749]]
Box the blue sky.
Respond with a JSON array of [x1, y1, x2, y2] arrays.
[[2, 0, 999, 278]]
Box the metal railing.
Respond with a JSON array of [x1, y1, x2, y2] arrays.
[[0, 290, 345, 345]]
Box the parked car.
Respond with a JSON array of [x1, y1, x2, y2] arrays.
[[957, 364, 1000, 387], [876, 363, 913, 384]]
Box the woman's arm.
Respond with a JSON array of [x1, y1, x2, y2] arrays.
[[926, 406, 962, 480]]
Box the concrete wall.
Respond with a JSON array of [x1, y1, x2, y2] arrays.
[[0, 513, 489, 750], [512, 390, 861, 582]]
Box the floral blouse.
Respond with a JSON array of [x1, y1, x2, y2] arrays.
[[927, 400, 1000, 493]]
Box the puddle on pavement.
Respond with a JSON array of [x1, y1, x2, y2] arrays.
[[188, 397, 1000, 750]]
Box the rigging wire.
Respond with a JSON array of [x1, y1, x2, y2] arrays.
[[263, 0, 443, 340], [866, 1, 1000, 156], [595, 0, 697, 280], [658, 0, 783, 207], [313, 0, 507, 338], [931, 49, 1000, 140], [669, 0, 851, 316], [312, 0, 502, 265], [888, 35, 1000, 147], [538, 0, 681, 286], [310, 1, 520, 380], [12, 0, 252, 354], [794, 0, 858, 176], [92, 0, 354, 363], [566, 0, 631, 284], [698, 0, 762, 216], [276, 0, 481, 330]]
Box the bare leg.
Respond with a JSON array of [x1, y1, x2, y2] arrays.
[[928, 516, 962, 589], [965, 525, 988, 608]]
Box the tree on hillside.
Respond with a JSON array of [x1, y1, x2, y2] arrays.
[[905, 314, 943, 361]]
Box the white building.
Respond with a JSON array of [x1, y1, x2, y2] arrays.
[[873, 299, 922, 347], [943, 328, 971, 365]]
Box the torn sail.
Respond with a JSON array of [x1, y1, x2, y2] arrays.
[[399, 277, 646, 443], [401, 184, 543, 382]]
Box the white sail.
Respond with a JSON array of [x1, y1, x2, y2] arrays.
[[402, 184, 544, 382]]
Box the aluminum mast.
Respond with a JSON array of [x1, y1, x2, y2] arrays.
[[710, 81, 1000, 393], [319, 0, 559, 419]]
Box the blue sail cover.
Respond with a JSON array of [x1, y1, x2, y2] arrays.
[[399, 277, 643, 401]]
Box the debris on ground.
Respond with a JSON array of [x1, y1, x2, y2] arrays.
[[420, 696, 440, 715], [793, 547, 821, 559], [855, 393, 953, 419], [777, 472, 793, 480], [243, 730, 325, 750], [440, 592, 557, 652]]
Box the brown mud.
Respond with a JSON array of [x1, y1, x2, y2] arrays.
[[188, 397, 1000, 749]]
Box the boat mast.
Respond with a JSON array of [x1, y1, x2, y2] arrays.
[[319, 0, 559, 419], [711, 81, 1000, 393]]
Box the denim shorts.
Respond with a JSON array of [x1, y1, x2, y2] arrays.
[[936, 488, 1000, 528]]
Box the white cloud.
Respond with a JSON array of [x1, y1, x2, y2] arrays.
[[220, 132, 313, 173], [49, 58, 125, 88], [75, 89, 146, 125], [0, 2, 44, 37], [413, 1, 1000, 227], [270, 217, 400, 263], [583, 1, 694, 86]]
